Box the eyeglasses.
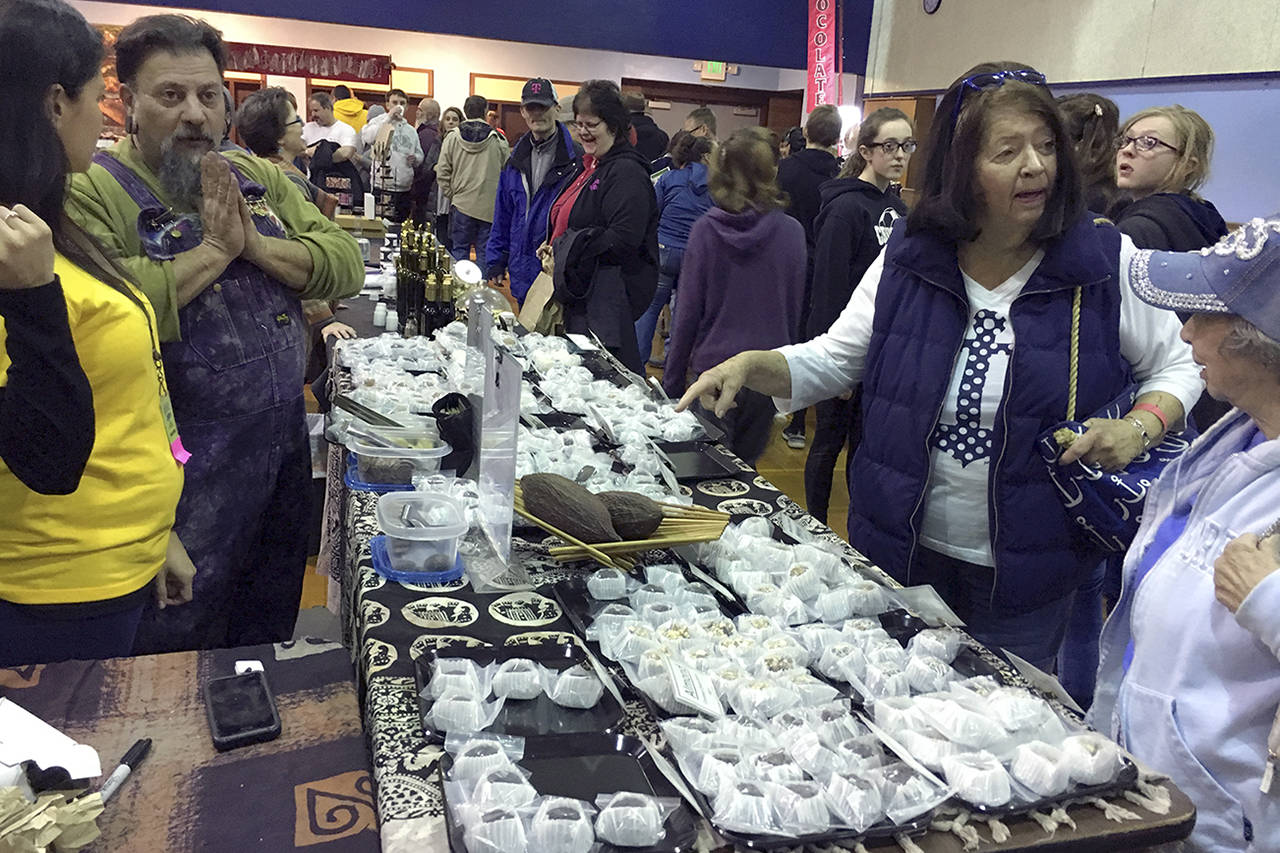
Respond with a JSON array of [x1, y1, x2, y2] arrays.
[[866, 139, 918, 155], [950, 69, 1049, 131], [285, 116, 303, 129], [1115, 134, 1180, 154], [574, 118, 605, 133]]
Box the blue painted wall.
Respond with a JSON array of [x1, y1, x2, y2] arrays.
[[1056, 76, 1280, 225], [123, 0, 874, 73]]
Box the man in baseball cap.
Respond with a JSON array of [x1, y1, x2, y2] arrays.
[[485, 78, 583, 304]]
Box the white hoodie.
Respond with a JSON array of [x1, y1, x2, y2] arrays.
[[1091, 409, 1280, 852]]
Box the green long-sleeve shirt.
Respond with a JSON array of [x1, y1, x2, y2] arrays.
[[65, 139, 363, 342]]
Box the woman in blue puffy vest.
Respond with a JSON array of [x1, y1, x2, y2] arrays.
[[677, 62, 1201, 670]]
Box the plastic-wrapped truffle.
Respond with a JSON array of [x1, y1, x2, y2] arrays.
[[474, 766, 538, 808], [595, 792, 665, 847], [825, 771, 885, 832], [696, 749, 745, 796], [1011, 741, 1071, 798], [529, 798, 595, 853], [451, 740, 514, 779], [942, 751, 1012, 807], [660, 716, 716, 753], [905, 654, 954, 694], [464, 806, 526, 853], [491, 658, 543, 700], [713, 781, 776, 834], [770, 780, 831, 835], [782, 563, 823, 600], [1061, 733, 1123, 785], [547, 665, 604, 709], [750, 748, 805, 783], [429, 692, 500, 733], [586, 567, 628, 600]]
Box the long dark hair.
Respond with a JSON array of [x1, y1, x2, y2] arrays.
[[907, 61, 1084, 244], [839, 107, 911, 178], [1057, 93, 1119, 212], [0, 0, 135, 289]]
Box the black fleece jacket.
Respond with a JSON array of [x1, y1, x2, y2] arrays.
[[807, 177, 907, 340]]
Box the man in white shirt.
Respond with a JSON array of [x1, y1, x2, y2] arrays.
[[360, 88, 423, 223], [303, 92, 357, 161]]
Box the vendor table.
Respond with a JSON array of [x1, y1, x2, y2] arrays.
[[0, 642, 378, 852], [329, 297, 1195, 853]]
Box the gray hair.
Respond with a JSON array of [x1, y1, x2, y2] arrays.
[[1221, 315, 1280, 380]]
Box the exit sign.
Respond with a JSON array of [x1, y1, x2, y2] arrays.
[[700, 60, 727, 81]]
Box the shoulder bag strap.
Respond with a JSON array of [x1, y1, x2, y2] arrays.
[[1067, 286, 1081, 421]]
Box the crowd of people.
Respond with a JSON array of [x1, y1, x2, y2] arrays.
[[0, 2, 1276, 850]]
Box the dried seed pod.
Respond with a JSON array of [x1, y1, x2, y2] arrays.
[[521, 473, 621, 543], [596, 490, 664, 539]]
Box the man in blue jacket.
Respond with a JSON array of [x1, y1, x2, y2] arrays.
[[486, 78, 582, 305]]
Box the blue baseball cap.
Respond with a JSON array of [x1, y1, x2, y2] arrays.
[[1128, 214, 1280, 343]]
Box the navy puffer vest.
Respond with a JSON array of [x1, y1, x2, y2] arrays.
[[849, 214, 1130, 612]]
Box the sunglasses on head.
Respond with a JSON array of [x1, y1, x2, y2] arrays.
[[950, 69, 1049, 132]]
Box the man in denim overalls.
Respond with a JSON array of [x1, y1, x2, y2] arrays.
[[65, 16, 363, 653]]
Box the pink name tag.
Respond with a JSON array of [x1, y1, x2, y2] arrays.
[[170, 437, 192, 465]]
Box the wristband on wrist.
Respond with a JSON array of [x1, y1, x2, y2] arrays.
[[1132, 402, 1169, 433]]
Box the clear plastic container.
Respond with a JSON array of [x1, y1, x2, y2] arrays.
[[377, 492, 469, 574], [349, 424, 451, 485]]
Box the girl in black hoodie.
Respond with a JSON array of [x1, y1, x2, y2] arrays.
[[802, 107, 913, 525]]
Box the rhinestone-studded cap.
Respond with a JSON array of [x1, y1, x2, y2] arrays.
[[1128, 214, 1280, 343]]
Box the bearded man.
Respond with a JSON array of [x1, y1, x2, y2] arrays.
[[65, 14, 362, 654]]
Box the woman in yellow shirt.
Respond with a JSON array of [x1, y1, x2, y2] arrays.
[[0, 0, 194, 666]]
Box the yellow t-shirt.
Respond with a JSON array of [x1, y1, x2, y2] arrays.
[[0, 254, 184, 604]]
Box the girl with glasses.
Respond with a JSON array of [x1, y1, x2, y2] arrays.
[[676, 62, 1201, 673], [1111, 105, 1227, 253], [802, 107, 914, 526]]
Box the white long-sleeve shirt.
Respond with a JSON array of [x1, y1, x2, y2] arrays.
[[775, 233, 1204, 565]]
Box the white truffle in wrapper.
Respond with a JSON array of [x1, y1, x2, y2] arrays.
[[786, 731, 845, 782], [713, 781, 777, 835], [587, 567, 628, 600], [474, 767, 538, 808], [630, 583, 670, 609], [782, 563, 823, 600], [914, 696, 1009, 750], [595, 792, 665, 847], [905, 654, 955, 694], [697, 749, 745, 796], [942, 750, 1012, 807], [824, 771, 885, 832], [770, 780, 832, 835], [602, 622, 658, 664], [864, 640, 908, 671], [1061, 733, 1123, 785], [816, 587, 855, 623], [451, 741, 514, 780], [530, 798, 596, 853], [864, 663, 911, 698], [427, 660, 487, 700], [464, 806, 527, 853], [908, 628, 963, 662], [987, 687, 1056, 732], [660, 716, 717, 753], [750, 748, 806, 783], [429, 692, 499, 733], [693, 614, 736, 640], [732, 679, 799, 718], [735, 613, 782, 637], [872, 695, 931, 736], [491, 658, 543, 700], [816, 642, 863, 680], [547, 666, 604, 709], [896, 729, 959, 773], [1010, 741, 1071, 797], [847, 580, 888, 616]]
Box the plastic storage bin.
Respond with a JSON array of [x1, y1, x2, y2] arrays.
[[348, 425, 451, 485], [376, 492, 469, 576]]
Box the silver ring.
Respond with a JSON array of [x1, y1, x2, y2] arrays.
[[3, 212, 19, 224]]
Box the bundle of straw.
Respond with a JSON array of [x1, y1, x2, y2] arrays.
[[512, 486, 730, 571]]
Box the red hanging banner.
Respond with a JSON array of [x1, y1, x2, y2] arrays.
[[225, 42, 393, 85], [807, 0, 838, 110]]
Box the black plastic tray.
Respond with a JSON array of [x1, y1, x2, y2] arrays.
[[413, 643, 625, 743], [439, 733, 701, 853], [654, 440, 739, 483], [666, 751, 933, 851]]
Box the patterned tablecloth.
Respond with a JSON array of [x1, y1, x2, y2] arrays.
[[0, 642, 378, 852]]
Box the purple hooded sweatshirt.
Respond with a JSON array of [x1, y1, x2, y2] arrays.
[[663, 206, 806, 396]]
